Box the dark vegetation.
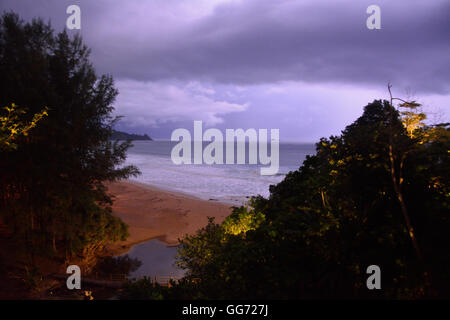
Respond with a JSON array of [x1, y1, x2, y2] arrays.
[[0, 13, 139, 271], [121, 100, 449, 299], [93, 255, 142, 277], [110, 130, 152, 141]]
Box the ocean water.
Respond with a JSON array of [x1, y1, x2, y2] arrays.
[[120, 140, 316, 279], [124, 140, 316, 205]]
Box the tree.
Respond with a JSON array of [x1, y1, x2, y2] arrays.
[[172, 100, 449, 299], [387, 84, 424, 264], [0, 103, 48, 150], [0, 13, 139, 266]]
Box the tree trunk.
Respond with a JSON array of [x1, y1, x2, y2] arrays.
[[388, 144, 423, 262]]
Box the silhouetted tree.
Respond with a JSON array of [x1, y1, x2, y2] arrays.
[[173, 100, 449, 299], [0, 13, 139, 265]]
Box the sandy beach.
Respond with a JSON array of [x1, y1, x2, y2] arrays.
[[105, 181, 232, 253]]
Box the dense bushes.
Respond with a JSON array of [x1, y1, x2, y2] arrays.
[[165, 100, 449, 299]]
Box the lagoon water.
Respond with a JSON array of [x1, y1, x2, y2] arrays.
[[125, 140, 315, 205], [124, 239, 185, 280], [121, 140, 316, 279]]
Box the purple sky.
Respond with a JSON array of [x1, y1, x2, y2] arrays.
[[1, 0, 449, 141]]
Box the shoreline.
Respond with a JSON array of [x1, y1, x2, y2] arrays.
[[126, 178, 248, 206], [124, 179, 237, 205], [104, 180, 233, 255]]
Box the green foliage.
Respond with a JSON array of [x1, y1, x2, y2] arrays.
[[119, 277, 204, 300], [398, 101, 426, 138], [119, 277, 167, 300], [0, 103, 48, 150], [110, 130, 152, 141], [222, 205, 265, 235], [0, 13, 139, 262], [170, 100, 449, 299]]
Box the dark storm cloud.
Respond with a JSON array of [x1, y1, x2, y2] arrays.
[[1, 0, 449, 141], [93, 0, 450, 94], [162, 2, 446, 90], [2, 0, 449, 94]]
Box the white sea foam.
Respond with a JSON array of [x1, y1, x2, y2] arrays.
[[123, 141, 315, 205]]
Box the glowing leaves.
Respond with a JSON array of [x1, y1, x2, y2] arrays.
[[0, 103, 48, 150], [222, 206, 265, 236]]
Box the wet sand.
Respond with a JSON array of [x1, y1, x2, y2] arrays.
[[105, 181, 232, 254]]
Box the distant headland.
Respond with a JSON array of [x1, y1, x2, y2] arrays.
[[111, 130, 152, 141]]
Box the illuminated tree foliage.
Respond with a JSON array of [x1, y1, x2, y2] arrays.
[[172, 100, 449, 299], [0, 103, 48, 150], [0, 13, 139, 265]]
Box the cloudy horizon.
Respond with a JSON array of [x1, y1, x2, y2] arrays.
[[1, 0, 449, 142]]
